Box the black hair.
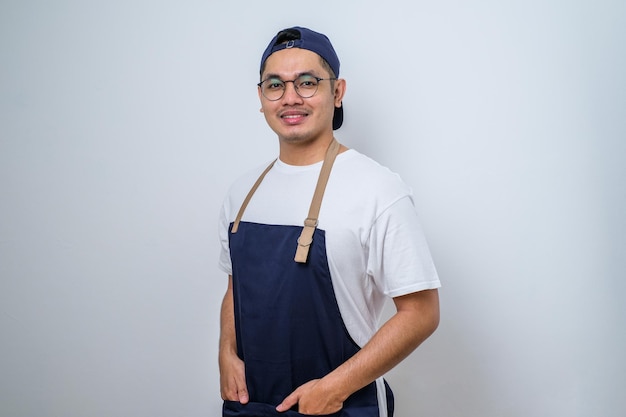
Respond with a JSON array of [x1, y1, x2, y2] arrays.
[[275, 28, 301, 44]]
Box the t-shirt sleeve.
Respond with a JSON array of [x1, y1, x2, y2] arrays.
[[367, 195, 440, 298], [218, 202, 233, 275]]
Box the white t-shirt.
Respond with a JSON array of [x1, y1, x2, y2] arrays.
[[219, 148, 440, 348]]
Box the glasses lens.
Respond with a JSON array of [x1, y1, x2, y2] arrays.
[[294, 75, 319, 98], [262, 78, 285, 100]]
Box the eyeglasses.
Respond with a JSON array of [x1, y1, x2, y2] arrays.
[[257, 74, 337, 101]]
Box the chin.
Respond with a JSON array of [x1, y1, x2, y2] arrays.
[[276, 127, 315, 144], [279, 133, 318, 145]]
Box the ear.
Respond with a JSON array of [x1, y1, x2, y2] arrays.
[[258, 86, 264, 112], [334, 78, 346, 107]]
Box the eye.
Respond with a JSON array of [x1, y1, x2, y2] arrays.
[[265, 79, 284, 90], [297, 75, 318, 89]]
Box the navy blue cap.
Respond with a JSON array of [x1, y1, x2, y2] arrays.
[[260, 26, 344, 130]]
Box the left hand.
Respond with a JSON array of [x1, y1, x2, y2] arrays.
[[275, 379, 343, 415]]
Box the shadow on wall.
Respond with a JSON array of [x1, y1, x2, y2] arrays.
[[383, 288, 500, 417]]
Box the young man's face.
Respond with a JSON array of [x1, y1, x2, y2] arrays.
[[259, 48, 345, 146]]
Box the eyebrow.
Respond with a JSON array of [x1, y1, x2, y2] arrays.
[[262, 71, 319, 81]]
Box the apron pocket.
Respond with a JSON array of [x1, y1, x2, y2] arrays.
[[222, 400, 352, 416]]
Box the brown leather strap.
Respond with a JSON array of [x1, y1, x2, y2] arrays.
[[294, 138, 340, 263], [231, 159, 276, 234]]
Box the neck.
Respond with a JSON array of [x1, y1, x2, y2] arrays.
[[278, 135, 336, 166]]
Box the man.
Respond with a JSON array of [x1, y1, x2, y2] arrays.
[[218, 26, 440, 417]]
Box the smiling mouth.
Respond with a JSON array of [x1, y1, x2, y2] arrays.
[[280, 112, 308, 124]]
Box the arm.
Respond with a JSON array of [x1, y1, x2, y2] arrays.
[[277, 288, 440, 414], [219, 275, 249, 404]]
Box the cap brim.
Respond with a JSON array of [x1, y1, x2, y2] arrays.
[[333, 104, 343, 130]]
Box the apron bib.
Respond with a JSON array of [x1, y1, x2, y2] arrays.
[[223, 140, 393, 417]]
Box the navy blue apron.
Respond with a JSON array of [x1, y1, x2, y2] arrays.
[[223, 140, 393, 417]]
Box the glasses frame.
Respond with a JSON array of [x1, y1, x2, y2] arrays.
[[257, 75, 337, 101]]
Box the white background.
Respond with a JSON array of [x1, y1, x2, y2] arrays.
[[1, 1, 624, 416]]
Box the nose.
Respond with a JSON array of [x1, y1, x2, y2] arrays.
[[281, 81, 303, 104]]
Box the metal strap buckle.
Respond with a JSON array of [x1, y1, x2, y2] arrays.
[[303, 217, 318, 227]]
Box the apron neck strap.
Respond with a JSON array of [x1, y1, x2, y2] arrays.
[[294, 138, 340, 263], [231, 159, 276, 234]]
